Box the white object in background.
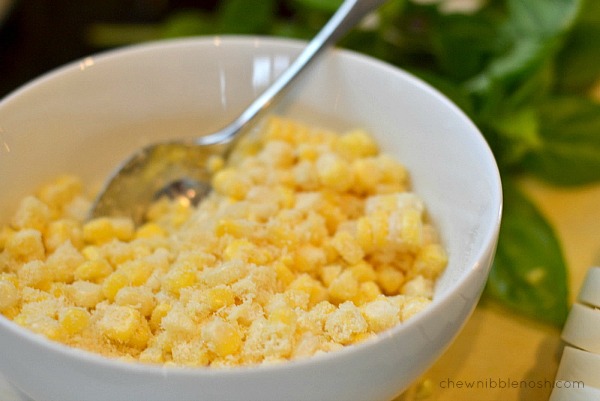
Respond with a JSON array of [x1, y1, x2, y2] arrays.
[[578, 267, 600, 308], [550, 267, 600, 399], [549, 384, 600, 401], [554, 346, 600, 389]]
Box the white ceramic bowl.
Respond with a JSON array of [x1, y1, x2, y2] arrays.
[[0, 36, 502, 401]]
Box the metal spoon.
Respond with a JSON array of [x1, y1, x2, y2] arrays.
[[89, 0, 388, 225]]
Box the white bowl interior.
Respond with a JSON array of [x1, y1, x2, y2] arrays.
[[0, 37, 501, 401]]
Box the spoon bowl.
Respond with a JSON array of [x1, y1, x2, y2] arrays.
[[90, 0, 388, 225]]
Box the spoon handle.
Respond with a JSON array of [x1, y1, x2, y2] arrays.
[[196, 0, 389, 146]]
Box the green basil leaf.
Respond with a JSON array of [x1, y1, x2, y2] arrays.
[[162, 10, 214, 38], [467, 0, 581, 94], [218, 0, 276, 34], [521, 96, 600, 186], [486, 179, 569, 327], [555, 24, 600, 93], [430, 13, 498, 81], [291, 0, 343, 14]]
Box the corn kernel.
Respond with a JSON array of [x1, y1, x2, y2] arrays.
[[377, 265, 404, 295], [269, 308, 297, 326], [207, 287, 235, 311], [0, 281, 20, 312], [74, 259, 113, 282], [0, 226, 15, 250], [329, 270, 359, 303], [101, 272, 130, 301], [212, 168, 251, 200], [59, 307, 90, 334], [207, 154, 225, 173], [361, 299, 399, 333], [96, 305, 141, 343], [162, 266, 197, 296], [274, 261, 295, 286], [320, 264, 342, 287], [38, 175, 82, 210], [202, 319, 241, 357], [149, 303, 172, 332], [353, 281, 382, 306], [215, 218, 251, 238], [115, 286, 155, 316], [11, 196, 51, 232], [224, 239, 269, 265], [400, 208, 423, 250], [324, 302, 368, 344], [289, 274, 327, 307], [67, 280, 104, 308], [335, 129, 378, 161], [5, 229, 45, 263], [17, 260, 50, 289], [293, 244, 326, 273], [413, 244, 448, 279], [83, 217, 135, 245], [349, 261, 376, 283], [135, 223, 166, 239], [331, 231, 364, 265], [316, 153, 353, 192], [117, 260, 154, 287], [127, 318, 151, 349]]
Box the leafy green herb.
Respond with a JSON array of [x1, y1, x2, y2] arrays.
[[486, 179, 569, 327]]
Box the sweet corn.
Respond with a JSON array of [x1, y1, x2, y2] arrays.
[[96, 305, 141, 343], [0, 116, 446, 367], [74, 259, 113, 282], [59, 307, 90, 334], [202, 319, 241, 357], [207, 287, 235, 311]]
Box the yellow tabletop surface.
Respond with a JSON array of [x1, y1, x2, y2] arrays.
[[399, 178, 600, 401]]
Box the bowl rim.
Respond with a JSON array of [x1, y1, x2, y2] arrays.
[[0, 35, 503, 378]]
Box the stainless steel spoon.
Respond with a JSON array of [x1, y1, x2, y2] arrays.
[[89, 0, 388, 225]]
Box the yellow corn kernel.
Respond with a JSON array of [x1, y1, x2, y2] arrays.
[[215, 218, 251, 238], [377, 154, 407, 184], [207, 154, 225, 173], [207, 287, 235, 311], [74, 259, 113, 283], [11, 196, 51, 232], [67, 280, 104, 308], [353, 158, 383, 194], [127, 318, 151, 349], [44, 219, 84, 253], [328, 270, 359, 303], [413, 243, 448, 279], [171, 341, 210, 367], [161, 266, 196, 296], [361, 299, 399, 333], [96, 305, 141, 343], [376, 265, 404, 295], [37, 175, 82, 210], [135, 223, 166, 239], [117, 260, 154, 286], [5, 229, 45, 263], [266, 223, 297, 248], [224, 239, 269, 265], [297, 144, 320, 162], [0, 273, 18, 287], [101, 272, 130, 301], [401, 298, 431, 322], [139, 347, 165, 364], [293, 244, 326, 273], [353, 281, 382, 306], [335, 129, 378, 161], [316, 153, 353, 192], [288, 274, 327, 307], [83, 217, 135, 245], [349, 261, 376, 283], [115, 286, 155, 316], [324, 301, 368, 344], [81, 245, 102, 261], [202, 319, 241, 357], [212, 168, 251, 200], [259, 140, 295, 168], [351, 332, 374, 344], [269, 308, 297, 326], [0, 226, 15, 250], [149, 303, 172, 332], [274, 261, 295, 287], [59, 307, 90, 334], [320, 264, 342, 287], [331, 231, 364, 265], [400, 208, 423, 250], [17, 260, 50, 289], [275, 186, 295, 209], [0, 280, 20, 312]]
